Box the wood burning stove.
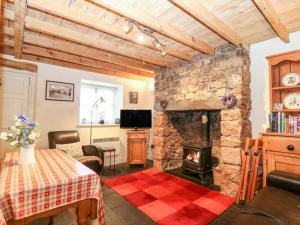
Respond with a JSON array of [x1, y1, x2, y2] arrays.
[[182, 111, 213, 180], [182, 144, 212, 179]]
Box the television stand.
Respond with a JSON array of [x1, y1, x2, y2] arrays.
[[127, 130, 148, 167], [129, 128, 145, 131]]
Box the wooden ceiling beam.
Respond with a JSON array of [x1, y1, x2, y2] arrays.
[[0, 25, 14, 36], [169, 0, 249, 49], [86, 0, 214, 54], [24, 32, 159, 72], [0, 46, 15, 56], [2, 8, 14, 21], [0, 57, 38, 72], [27, 0, 192, 61], [1, 36, 14, 47], [25, 17, 173, 67], [252, 0, 289, 42], [22, 54, 152, 80], [22, 44, 154, 78], [14, 0, 27, 58]]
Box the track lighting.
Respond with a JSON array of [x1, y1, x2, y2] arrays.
[[152, 39, 161, 49], [123, 19, 133, 34], [138, 34, 144, 43], [161, 48, 167, 57], [123, 18, 166, 57]]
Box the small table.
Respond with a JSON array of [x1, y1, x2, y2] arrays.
[[102, 147, 116, 172], [0, 149, 106, 225]]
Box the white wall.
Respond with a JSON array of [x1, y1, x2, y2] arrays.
[[1, 55, 154, 164], [250, 31, 300, 137]]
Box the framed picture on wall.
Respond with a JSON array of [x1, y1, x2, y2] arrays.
[[45, 80, 74, 102], [129, 91, 138, 104]]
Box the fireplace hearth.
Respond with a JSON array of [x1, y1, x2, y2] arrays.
[[154, 44, 251, 196], [182, 144, 212, 180]]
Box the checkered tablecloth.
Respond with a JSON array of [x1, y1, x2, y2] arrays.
[[0, 149, 105, 225]]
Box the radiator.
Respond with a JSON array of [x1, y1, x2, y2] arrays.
[[92, 137, 120, 156]]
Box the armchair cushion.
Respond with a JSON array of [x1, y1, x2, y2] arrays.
[[82, 145, 104, 160], [56, 142, 83, 158], [267, 170, 300, 195], [76, 156, 102, 166]]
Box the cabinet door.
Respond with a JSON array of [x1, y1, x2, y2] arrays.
[[130, 139, 145, 164]]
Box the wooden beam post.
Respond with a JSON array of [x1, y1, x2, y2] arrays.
[[14, 0, 27, 58], [252, 0, 289, 42], [169, 0, 249, 49], [86, 0, 214, 54], [0, 57, 37, 72]]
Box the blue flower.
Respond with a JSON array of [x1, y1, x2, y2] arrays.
[[17, 114, 29, 122], [27, 121, 36, 128]]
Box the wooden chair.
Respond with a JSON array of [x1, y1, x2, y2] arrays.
[[236, 138, 263, 203], [246, 138, 263, 201]]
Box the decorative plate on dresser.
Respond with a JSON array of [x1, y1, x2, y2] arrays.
[[282, 72, 300, 86], [283, 93, 300, 109]]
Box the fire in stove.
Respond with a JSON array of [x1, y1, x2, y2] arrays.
[[182, 144, 212, 175], [186, 151, 200, 163]]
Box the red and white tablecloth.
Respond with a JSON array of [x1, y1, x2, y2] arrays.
[[0, 149, 105, 225]]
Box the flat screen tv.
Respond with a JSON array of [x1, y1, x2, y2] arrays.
[[120, 110, 152, 129]]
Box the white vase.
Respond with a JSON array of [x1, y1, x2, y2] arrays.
[[19, 145, 35, 165]]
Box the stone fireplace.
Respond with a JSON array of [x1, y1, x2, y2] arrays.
[[153, 44, 251, 196]]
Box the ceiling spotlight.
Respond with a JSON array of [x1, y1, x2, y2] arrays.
[[123, 19, 133, 34], [161, 49, 167, 57], [138, 34, 144, 43], [152, 39, 161, 49]]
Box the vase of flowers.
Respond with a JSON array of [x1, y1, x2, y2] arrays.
[[0, 114, 40, 165]]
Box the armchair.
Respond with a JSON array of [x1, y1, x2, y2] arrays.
[[211, 170, 300, 225], [48, 130, 104, 174]]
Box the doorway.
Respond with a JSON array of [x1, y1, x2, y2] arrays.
[[0, 68, 36, 156]]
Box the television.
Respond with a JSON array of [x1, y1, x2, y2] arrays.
[[120, 110, 152, 129]]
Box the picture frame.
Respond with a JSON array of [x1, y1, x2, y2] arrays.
[[129, 91, 138, 104], [45, 80, 74, 102]]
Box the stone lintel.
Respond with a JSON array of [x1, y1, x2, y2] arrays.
[[163, 100, 224, 111]]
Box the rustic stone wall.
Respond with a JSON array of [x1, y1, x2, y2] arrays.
[[153, 44, 252, 196]]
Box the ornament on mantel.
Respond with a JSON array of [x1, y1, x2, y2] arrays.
[[222, 94, 237, 109], [160, 99, 168, 109], [221, 79, 237, 109]]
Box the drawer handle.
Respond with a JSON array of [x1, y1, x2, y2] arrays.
[[287, 145, 295, 151]]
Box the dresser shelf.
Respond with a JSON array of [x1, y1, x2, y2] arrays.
[[267, 50, 300, 113], [272, 85, 300, 91], [271, 109, 300, 113], [262, 132, 300, 137]]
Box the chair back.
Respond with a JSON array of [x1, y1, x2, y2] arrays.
[[48, 130, 80, 149]]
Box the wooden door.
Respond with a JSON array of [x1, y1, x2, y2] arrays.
[[0, 69, 36, 157], [0, 72, 30, 127]]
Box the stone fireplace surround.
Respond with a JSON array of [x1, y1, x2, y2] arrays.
[[153, 44, 252, 196]]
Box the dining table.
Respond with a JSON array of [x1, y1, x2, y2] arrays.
[[0, 149, 105, 225]]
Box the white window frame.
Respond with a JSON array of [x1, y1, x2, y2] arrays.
[[78, 79, 123, 127]]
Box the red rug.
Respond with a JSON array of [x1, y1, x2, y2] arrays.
[[104, 168, 235, 225]]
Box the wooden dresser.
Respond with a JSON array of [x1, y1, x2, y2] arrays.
[[261, 133, 300, 186], [127, 130, 148, 167]]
